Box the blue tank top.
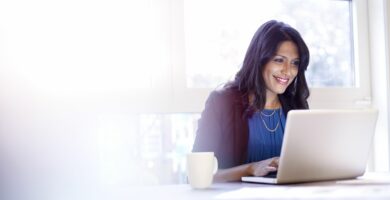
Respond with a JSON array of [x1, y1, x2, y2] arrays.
[[246, 108, 286, 163]]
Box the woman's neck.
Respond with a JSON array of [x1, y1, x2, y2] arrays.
[[264, 93, 281, 109], [264, 100, 281, 109]]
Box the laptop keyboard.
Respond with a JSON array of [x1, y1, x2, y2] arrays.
[[264, 172, 277, 178]]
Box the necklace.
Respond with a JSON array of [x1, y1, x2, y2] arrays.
[[260, 108, 281, 133], [260, 109, 277, 117]]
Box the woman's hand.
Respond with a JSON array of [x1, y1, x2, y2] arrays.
[[247, 157, 279, 177]]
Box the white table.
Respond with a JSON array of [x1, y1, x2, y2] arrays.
[[101, 173, 390, 200]]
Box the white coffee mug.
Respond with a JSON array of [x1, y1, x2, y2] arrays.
[[186, 152, 218, 189]]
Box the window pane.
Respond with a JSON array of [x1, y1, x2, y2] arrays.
[[98, 113, 200, 185], [184, 0, 353, 88], [0, 0, 172, 92], [138, 114, 199, 184]]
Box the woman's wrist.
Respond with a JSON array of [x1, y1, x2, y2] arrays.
[[244, 163, 253, 176], [213, 163, 253, 182]]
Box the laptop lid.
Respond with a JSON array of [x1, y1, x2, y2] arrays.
[[242, 109, 378, 184]]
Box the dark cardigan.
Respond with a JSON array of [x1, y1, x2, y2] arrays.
[[192, 83, 308, 169], [192, 87, 249, 169]]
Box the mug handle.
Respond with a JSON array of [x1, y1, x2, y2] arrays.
[[213, 156, 218, 174]]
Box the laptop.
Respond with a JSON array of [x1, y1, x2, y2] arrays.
[[241, 109, 378, 184]]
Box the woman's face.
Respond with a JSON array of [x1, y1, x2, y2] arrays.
[[262, 41, 300, 96]]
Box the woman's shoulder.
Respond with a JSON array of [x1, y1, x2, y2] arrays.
[[209, 85, 243, 102], [204, 85, 247, 111]]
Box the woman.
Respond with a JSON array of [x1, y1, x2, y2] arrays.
[[192, 20, 310, 182]]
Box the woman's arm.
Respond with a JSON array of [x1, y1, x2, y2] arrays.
[[214, 157, 279, 182]]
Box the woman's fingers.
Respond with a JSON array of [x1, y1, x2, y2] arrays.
[[250, 158, 279, 176], [248, 157, 281, 176], [265, 166, 277, 172], [269, 157, 279, 167], [252, 166, 276, 176]]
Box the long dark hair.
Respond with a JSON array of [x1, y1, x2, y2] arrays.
[[226, 20, 310, 115]]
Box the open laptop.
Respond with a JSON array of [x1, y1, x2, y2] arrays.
[[241, 109, 378, 184]]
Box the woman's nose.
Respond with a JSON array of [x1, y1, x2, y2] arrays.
[[281, 62, 292, 75]]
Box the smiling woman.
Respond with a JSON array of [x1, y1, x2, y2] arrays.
[[192, 20, 310, 182]]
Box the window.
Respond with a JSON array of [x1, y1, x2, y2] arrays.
[[184, 0, 354, 88], [172, 0, 371, 111]]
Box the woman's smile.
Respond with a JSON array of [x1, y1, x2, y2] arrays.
[[274, 76, 289, 85]]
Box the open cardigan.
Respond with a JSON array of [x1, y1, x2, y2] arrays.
[[192, 87, 250, 169]]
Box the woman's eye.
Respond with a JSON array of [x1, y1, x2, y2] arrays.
[[273, 58, 284, 63], [292, 61, 300, 66]]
